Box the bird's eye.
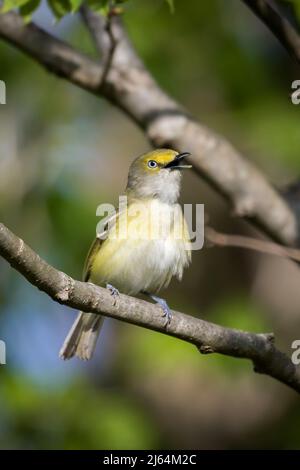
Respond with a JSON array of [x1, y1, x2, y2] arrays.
[[147, 160, 158, 169]]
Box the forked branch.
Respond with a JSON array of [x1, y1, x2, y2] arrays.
[[0, 10, 297, 246]]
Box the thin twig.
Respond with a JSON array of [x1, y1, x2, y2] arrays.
[[80, 3, 119, 86], [242, 0, 300, 64], [100, 13, 118, 86], [206, 226, 300, 262]]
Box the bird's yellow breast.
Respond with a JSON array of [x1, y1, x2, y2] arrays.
[[89, 199, 191, 295]]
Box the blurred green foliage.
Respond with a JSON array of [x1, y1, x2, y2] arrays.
[[0, 372, 158, 449], [1, 0, 172, 20], [284, 0, 300, 20], [0, 0, 299, 450]]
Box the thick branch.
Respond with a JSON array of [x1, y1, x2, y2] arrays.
[[0, 222, 300, 393], [0, 12, 104, 92], [0, 11, 297, 246], [242, 0, 300, 64]]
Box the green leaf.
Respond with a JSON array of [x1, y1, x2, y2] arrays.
[[86, 0, 127, 16], [70, 0, 83, 13], [1, 0, 28, 13], [19, 0, 41, 21], [47, 0, 72, 19], [86, 0, 110, 15], [165, 0, 175, 14]]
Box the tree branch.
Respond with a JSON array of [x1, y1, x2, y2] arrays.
[[80, 4, 119, 86], [0, 222, 300, 393], [205, 226, 300, 262], [0, 10, 297, 246], [242, 0, 300, 64], [0, 12, 104, 92]]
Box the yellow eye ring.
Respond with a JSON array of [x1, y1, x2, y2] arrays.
[[148, 160, 158, 169]]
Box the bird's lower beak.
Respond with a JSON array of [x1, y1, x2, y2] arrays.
[[164, 152, 192, 170]]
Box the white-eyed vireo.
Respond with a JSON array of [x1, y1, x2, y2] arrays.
[[60, 149, 192, 360]]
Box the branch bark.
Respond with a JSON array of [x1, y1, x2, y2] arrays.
[[205, 226, 300, 262], [0, 10, 297, 246], [242, 0, 300, 64], [0, 222, 300, 393]]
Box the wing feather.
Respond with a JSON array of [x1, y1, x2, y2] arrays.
[[83, 210, 120, 281]]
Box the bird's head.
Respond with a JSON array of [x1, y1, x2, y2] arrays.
[[126, 149, 191, 203]]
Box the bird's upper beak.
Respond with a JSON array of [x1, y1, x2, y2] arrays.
[[164, 152, 192, 170]]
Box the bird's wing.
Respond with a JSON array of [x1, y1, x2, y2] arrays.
[[83, 237, 104, 282], [82, 210, 119, 282]]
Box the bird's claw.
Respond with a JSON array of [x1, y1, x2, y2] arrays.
[[148, 294, 172, 327], [142, 292, 173, 327], [106, 283, 119, 305], [161, 303, 172, 327]]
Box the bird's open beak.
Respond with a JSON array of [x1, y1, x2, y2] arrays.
[[164, 152, 192, 170]]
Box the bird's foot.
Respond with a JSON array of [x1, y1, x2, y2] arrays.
[[149, 294, 172, 327], [106, 283, 119, 305]]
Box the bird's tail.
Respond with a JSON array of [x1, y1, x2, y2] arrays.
[[59, 312, 104, 360]]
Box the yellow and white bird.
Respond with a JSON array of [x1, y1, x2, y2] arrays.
[[60, 149, 192, 360]]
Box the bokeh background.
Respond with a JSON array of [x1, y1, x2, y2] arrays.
[[0, 0, 300, 450]]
